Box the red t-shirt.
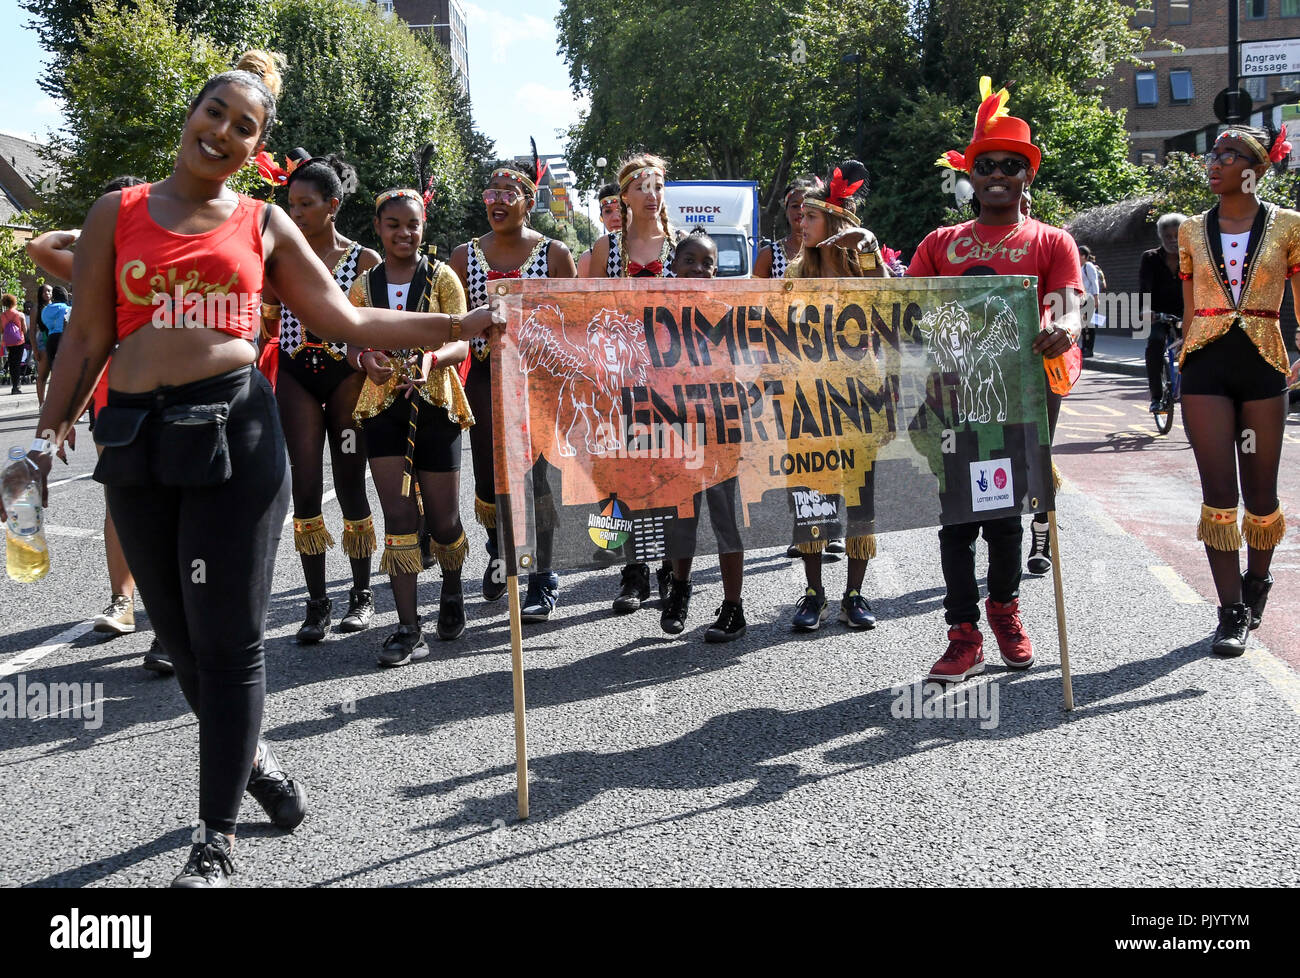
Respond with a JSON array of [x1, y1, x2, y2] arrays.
[[906, 218, 1084, 325]]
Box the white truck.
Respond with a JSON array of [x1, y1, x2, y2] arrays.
[[663, 180, 760, 278]]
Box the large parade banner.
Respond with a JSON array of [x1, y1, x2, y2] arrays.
[[490, 276, 1055, 572], [487, 277, 1070, 816]]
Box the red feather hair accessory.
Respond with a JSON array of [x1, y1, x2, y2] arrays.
[[1270, 125, 1292, 164], [828, 166, 864, 208], [255, 151, 290, 186]]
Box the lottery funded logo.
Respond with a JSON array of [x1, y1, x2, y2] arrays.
[[970, 457, 1014, 512], [589, 495, 634, 550]]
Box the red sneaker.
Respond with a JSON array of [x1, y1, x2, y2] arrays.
[[928, 623, 985, 683], [985, 597, 1035, 669]]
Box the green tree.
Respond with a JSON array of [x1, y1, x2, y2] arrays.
[[21, 0, 267, 101], [0, 229, 33, 299]]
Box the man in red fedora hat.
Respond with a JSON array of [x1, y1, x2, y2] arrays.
[[908, 77, 1084, 684]]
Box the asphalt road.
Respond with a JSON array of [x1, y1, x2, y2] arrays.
[[1, 368, 1298, 887]]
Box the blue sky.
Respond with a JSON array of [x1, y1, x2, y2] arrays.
[[2, 0, 585, 162]]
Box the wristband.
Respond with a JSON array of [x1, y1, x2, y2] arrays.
[[260, 302, 281, 319], [30, 437, 52, 457], [448, 315, 462, 342]]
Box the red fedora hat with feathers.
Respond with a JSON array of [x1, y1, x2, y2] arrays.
[[937, 77, 1041, 174]]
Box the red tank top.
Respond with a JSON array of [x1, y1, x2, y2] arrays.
[[113, 182, 265, 341]]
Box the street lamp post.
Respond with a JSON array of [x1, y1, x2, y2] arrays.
[[842, 52, 864, 160]]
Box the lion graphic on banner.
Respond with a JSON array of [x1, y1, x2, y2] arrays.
[[917, 296, 1019, 424], [518, 304, 650, 457]]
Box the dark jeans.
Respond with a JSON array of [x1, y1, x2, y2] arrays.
[[6, 346, 22, 390], [104, 365, 290, 835], [938, 515, 1023, 626], [1145, 321, 1171, 401], [45, 331, 61, 365]]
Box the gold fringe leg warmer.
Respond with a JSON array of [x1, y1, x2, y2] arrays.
[[293, 514, 335, 555], [1243, 506, 1286, 551], [795, 538, 827, 555], [380, 532, 425, 576], [430, 531, 469, 572], [474, 497, 496, 529], [1197, 504, 1242, 552], [845, 534, 877, 560], [341, 515, 377, 559]]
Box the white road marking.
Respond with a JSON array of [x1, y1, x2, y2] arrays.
[[1148, 565, 1203, 604], [0, 621, 94, 678], [1245, 645, 1300, 717], [1090, 509, 1127, 537], [48, 473, 94, 488], [43, 525, 102, 539]]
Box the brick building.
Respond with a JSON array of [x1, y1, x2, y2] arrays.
[[1105, 0, 1300, 163], [376, 0, 469, 90]]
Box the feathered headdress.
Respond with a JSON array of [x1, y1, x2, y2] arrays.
[[254, 151, 290, 186], [936, 76, 1040, 173], [531, 136, 548, 186], [802, 162, 867, 227], [414, 142, 437, 210]]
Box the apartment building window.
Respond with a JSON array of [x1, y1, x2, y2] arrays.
[[1169, 0, 1191, 23], [1284, 0, 1300, 15], [376, 0, 394, 15], [1134, 2, 1155, 26], [1280, 73, 1300, 90], [1140, 151, 1158, 166], [1136, 71, 1159, 106], [1170, 69, 1194, 103], [1244, 76, 1267, 102], [1246, 0, 1268, 18]]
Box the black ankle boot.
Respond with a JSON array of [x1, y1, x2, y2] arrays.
[[1211, 603, 1250, 657], [337, 587, 373, 633], [1241, 572, 1273, 631], [437, 586, 466, 641], [296, 597, 331, 644], [613, 563, 651, 612], [660, 578, 692, 635]]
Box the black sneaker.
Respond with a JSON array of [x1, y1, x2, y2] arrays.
[[142, 638, 173, 676], [785, 544, 801, 559], [1211, 603, 1250, 657], [296, 597, 331, 644], [247, 740, 308, 830], [377, 625, 429, 666], [660, 578, 692, 635], [613, 563, 651, 613], [1026, 521, 1052, 575], [437, 589, 466, 641], [791, 588, 830, 631], [1242, 571, 1273, 631], [171, 833, 234, 888], [826, 539, 846, 554], [838, 590, 877, 629], [656, 562, 673, 604], [482, 557, 507, 602], [520, 576, 559, 623], [337, 587, 373, 633], [705, 600, 747, 642]]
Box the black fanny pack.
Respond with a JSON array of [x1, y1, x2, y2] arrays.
[[93, 402, 232, 488]]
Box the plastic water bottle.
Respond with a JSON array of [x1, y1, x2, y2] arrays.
[[3, 446, 50, 582]]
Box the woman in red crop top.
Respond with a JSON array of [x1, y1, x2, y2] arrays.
[[10, 50, 495, 889]]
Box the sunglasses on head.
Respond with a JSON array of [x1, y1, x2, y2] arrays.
[[483, 189, 523, 205], [972, 158, 1029, 177]]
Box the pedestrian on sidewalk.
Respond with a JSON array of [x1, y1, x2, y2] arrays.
[[1139, 213, 1186, 413], [1078, 245, 1105, 357], [915, 77, 1084, 683], [2, 295, 27, 394], [1177, 124, 1299, 656]]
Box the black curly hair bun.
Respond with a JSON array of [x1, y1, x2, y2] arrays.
[[287, 152, 358, 200]]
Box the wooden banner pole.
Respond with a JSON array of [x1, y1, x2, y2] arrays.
[[506, 573, 530, 818], [1047, 510, 1073, 711]]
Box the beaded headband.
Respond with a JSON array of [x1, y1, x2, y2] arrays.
[[490, 168, 537, 194], [802, 196, 861, 228], [599, 194, 620, 207], [620, 165, 665, 190], [374, 188, 424, 210], [1218, 129, 1270, 163]]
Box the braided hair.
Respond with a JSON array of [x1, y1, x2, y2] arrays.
[[615, 152, 673, 242]]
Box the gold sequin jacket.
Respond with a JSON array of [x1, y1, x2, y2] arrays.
[[347, 259, 474, 429], [1178, 203, 1300, 374]]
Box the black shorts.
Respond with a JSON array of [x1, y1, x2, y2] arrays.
[[664, 477, 744, 556], [1181, 327, 1288, 401], [279, 346, 356, 402], [362, 396, 463, 472]]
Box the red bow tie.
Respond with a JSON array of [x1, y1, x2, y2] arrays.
[[486, 269, 522, 281], [627, 260, 663, 276]]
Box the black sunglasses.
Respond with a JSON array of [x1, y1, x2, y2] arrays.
[[972, 158, 1029, 176]]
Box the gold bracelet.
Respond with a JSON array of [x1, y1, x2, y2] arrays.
[[449, 314, 462, 342], [261, 302, 282, 319]]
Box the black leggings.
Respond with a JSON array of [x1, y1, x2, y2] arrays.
[[105, 366, 291, 836], [276, 362, 371, 599], [466, 355, 494, 515], [6, 346, 22, 389]]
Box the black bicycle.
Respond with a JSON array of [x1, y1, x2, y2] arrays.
[[1151, 313, 1182, 435]]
